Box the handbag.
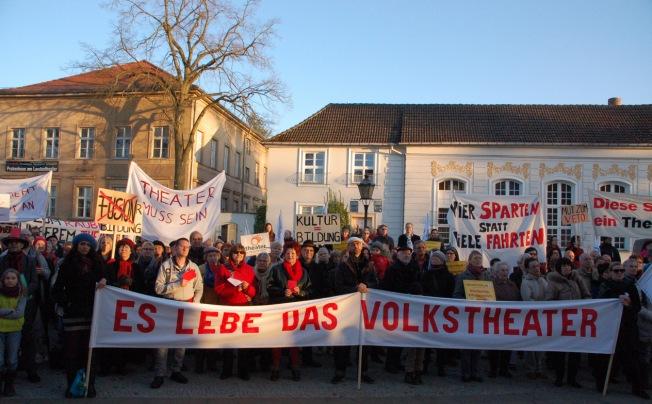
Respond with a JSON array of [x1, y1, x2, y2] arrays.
[[70, 368, 87, 397]]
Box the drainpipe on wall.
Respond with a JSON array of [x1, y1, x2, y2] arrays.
[[390, 144, 406, 238]]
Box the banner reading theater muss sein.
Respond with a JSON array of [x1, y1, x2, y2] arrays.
[[447, 194, 546, 268], [589, 191, 652, 239], [91, 287, 621, 354]]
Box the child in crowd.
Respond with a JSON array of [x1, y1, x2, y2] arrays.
[[0, 269, 27, 397]]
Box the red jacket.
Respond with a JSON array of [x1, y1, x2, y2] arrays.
[[214, 260, 256, 306], [370, 254, 390, 280]]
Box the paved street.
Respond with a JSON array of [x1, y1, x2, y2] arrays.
[[4, 350, 646, 403]]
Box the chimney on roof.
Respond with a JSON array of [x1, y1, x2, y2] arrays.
[[608, 97, 622, 106]]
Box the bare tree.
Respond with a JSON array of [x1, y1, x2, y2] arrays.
[[81, 0, 286, 189]]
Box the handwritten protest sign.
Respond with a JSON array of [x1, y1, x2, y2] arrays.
[[463, 280, 496, 301], [22, 218, 102, 242], [240, 232, 271, 256], [446, 260, 467, 276], [561, 203, 589, 225], [95, 188, 142, 227], [295, 214, 341, 244], [0, 171, 52, 221]]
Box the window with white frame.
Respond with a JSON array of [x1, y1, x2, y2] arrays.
[[195, 131, 203, 163], [45, 127, 59, 159], [224, 146, 230, 174], [209, 139, 217, 168], [76, 186, 93, 218], [301, 151, 325, 184], [495, 179, 521, 196], [79, 127, 95, 159], [11, 128, 25, 159], [115, 127, 132, 159], [351, 152, 375, 183], [546, 182, 574, 247], [298, 204, 326, 215], [152, 126, 169, 158], [48, 185, 57, 217], [599, 181, 629, 249], [436, 178, 467, 243]]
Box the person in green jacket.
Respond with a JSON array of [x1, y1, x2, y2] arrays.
[[0, 268, 27, 397]]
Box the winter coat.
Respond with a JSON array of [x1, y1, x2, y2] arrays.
[[106, 259, 145, 293], [600, 243, 621, 263], [0, 293, 27, 332], [421, 265, 455, 298], [453, 267, 491, 299], [369, 254, 390, 281], [51, 253, 106, 319], [268, 261, 312, 304], [575, 267, 601, 298], [599, 279, 640, 345], [198, 262, 221, 305], [382, 259, 422, 295], [493, 278, 521, 301], [155, 257, 203, 302], [214, 260, 256, 306], [520, 273, 548, 301], [545, 270, 590, 301], [333, 254, 377, 295], [308, 262, 333, 299], [509, 267, 524, 289]]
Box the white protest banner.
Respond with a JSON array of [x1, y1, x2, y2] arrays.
[[589, 191, 652, 239], [0, 171, 52, 221], [126, 162, 226, 244], [22, 218, 102, 242], [240, 232, 270, 256], [90, 286, 361, 348], [447, 194, 546, 268], [0, 194, 10, 222], [362, 289, 622, 354], [638, 269, 652, 304], [295, 213, 341, 244], [561, 203, 589, 225]]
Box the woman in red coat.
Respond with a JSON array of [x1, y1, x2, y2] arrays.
[[214, 243, 256, 380]]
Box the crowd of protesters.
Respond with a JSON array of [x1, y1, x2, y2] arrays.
[[0, 221, 651, 399]]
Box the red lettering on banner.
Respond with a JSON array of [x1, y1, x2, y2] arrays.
[[361, 300, 380, 329], [542, 309, 557, 337], [198, 311, 219, 334], [282, 310, 299, 331], [503, 308, 521, 336], [137, 303, 156, 333], [483, 308, 501, 334], [321, 303, 338, 330], [561, 308, 578, 336], [242, 313, 262, 333], [522, 310, 543, 336], [220, 313, 240, 333], [580, 309, 597, 337], [465, 306, 481, 333], [383, 302, 399, 331], [175, 309, 194, 334], [301, 306, 320, 331], [403, 303, 418, 332], [114, 300, 134, 332], [443, 306, 459, 333], [423, 304, 440, 332]]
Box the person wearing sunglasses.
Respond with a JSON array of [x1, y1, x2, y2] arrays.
[[51, 233, 106, 398], [214, 244, 256, 381], [595, 262, 648, 399]]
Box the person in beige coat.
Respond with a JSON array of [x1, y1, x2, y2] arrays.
[[520, 257, 548, 379]]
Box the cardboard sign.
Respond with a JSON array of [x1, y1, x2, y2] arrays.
[[561, 203, 589, 225], [95, 188, 143, 227], [463, 280, 496, 301], [240, 232, 271, 256], [424, 240, 442, 251], [295, 214, 341, 244], [446, 260, 467, 276], [332, 242, 349, 252]]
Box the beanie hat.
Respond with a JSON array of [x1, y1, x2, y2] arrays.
[[430, 250, 447, 264], [33, 236, 47, 246], [72, 233, 97, 250]]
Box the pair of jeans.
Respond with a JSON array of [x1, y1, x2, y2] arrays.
[[0, 331, 22, 371], [155, 348, 185, 377]]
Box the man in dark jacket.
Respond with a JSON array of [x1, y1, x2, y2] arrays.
[[374, 224, 395, 251], [600, 237, 622, 263], [188, 231, 205, 266], [397, 222, 421, 250], [331, 237, 377, 384]]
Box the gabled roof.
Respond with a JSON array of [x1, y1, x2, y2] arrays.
[[268, 103, 652, 145], [0, 61, 174, 95]]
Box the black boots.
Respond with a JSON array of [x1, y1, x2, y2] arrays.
[[3, 371, 16, 397]]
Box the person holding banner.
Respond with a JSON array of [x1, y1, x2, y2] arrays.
[[596, 262, 648, 399], [453, 250, 490, 382], [51, 233, 106, 398], [214, 244, 256, 381], [268, 242, 311, 382], [151, 238, 203, 389], [331, 237, 376, 385]]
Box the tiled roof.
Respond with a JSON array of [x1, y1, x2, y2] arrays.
[[269, 103, 652, 145], [0, 61, 175, 95]]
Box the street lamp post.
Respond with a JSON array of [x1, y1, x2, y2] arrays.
[[357, 174, 375, 231]]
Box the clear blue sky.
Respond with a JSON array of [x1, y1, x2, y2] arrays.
[[1, 0, 650, 134]]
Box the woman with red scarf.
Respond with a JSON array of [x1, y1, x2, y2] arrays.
[[214, 244, 256, 380], [267, 242, 312, 381], [104, 238, 143, 374]]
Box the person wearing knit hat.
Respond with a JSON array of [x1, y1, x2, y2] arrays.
[[115, 237, 136, 253], [72, 233, 97, 251], [429, 250, 447, 266]]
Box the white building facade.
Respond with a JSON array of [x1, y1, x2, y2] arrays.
[[266, 102, 652, 253]]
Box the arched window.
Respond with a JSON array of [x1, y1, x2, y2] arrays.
[[495, 180, 522, 196], [599, 181, 630, 250], [436, 179, 467, 243], [546, 182, 574, 248]]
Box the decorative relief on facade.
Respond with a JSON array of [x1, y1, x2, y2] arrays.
[[431, 161, 473, 178], [592, 164, 637, 181], [538, 162, 582, 180], [487, 162, 531, 180]]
